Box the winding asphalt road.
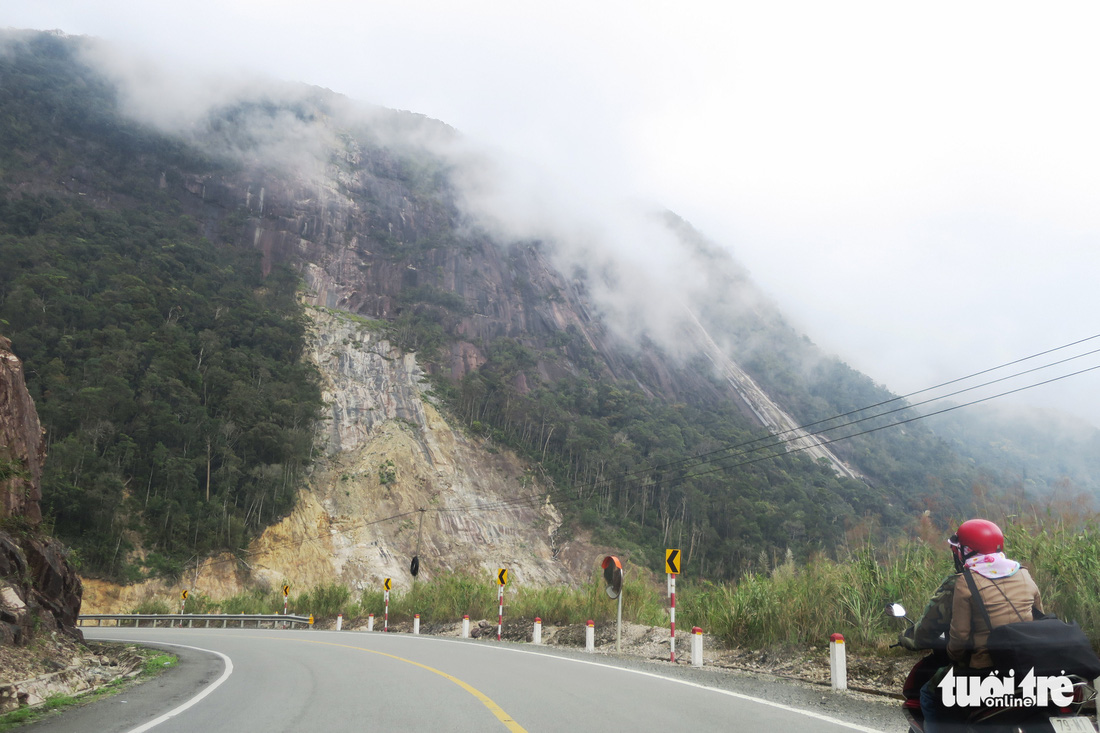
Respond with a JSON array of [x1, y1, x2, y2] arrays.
[[22, 628, 899, 732]]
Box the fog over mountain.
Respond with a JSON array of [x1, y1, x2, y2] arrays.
[[57, 35, 775, 378], [5, 2, 1100, 426]]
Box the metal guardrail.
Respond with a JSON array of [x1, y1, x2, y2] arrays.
[[78, 613, 312, 629]]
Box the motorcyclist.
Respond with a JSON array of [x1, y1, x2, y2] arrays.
[[915, 519, 1043, 732]]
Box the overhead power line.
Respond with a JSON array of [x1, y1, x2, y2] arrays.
[[434, 334, 1100, 514]]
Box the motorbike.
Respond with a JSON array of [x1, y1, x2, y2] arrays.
[[887, 602, 1098, 732]]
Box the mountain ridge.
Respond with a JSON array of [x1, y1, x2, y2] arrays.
[[4, 29, 1088, 599]]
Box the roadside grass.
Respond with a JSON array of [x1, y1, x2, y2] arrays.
[[0, 646, 177, 731], [128, 509, 1100, 654]]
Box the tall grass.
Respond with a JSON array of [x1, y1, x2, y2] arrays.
[[679, 509, 1100, 650], [675, 544, 949, 649], [1004, 518, 1100, 635], [129, 510, 1100, 653], [368, 571, 499, 622]]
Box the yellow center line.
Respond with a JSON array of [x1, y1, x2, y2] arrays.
[[261, 636, 526, 732]]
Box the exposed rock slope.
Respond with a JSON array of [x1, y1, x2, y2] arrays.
[[250, 306, 582, 590], [0, 335, 83, 645], [0, 336, 44, 526]]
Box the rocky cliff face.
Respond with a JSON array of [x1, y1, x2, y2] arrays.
[[0, 336, 44, 525], [176, 136, 754, 407], [178, 131, 857, 460], [0, 336, 83, 645], [250, 306, 588, 591]]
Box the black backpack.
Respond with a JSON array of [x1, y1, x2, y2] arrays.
[[962, 568, 1100, 679]]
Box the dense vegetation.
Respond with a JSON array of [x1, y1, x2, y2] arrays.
[[0, 191, 322, 578], [434, 339, 902, 577], [0, 32, 322, 578]]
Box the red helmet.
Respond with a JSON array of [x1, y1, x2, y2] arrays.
[[950, 519, 1005, 557]]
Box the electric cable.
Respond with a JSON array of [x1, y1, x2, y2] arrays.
[[431, 343, 1100, 514], [434, 334, 1100, 514]]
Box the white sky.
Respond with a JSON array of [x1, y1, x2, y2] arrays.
[[5, 1, 1100, 425]]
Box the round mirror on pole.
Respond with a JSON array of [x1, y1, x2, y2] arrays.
[[602, 555, 624, 653], [602, 555, 623, 599]]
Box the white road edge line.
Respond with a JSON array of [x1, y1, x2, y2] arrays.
[[352, 632, 883, 733], [94, 638, 234, 733]]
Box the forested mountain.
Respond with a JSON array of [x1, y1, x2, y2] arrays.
[[0, 29, 1049, 584]]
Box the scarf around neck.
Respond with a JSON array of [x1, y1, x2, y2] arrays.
[[964, 551, 1021, 579]]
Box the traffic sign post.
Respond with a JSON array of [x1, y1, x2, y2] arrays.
[[666, 549, 680, 663], [497, 568, 508, 641], [384, 578, 392, 632]]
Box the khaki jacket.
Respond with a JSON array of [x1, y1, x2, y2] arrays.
[[947, 567, 1043, 669]]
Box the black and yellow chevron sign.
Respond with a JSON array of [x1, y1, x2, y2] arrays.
[[498, 568, 508, 585], [384, 578, 392, 591], [665, 548, 681, 575]]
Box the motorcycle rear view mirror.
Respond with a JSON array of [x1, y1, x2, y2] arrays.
[[887, 602, 907, 618]]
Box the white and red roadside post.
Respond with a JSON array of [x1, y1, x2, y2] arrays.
[[666, 549, 680, 663], [586, 620, 595, 652], [497, 568, 508, 641], [692, 627, 704, 667], [383, 578, 391, 632], [413, 613, 420, 635], [336, 613, 343, 631], [368, 613, 374, 632], [669, 575, 677, 662], [462, 614, 470, 638], [533, 617, 542, 645], [829, 633, 847, 691]]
